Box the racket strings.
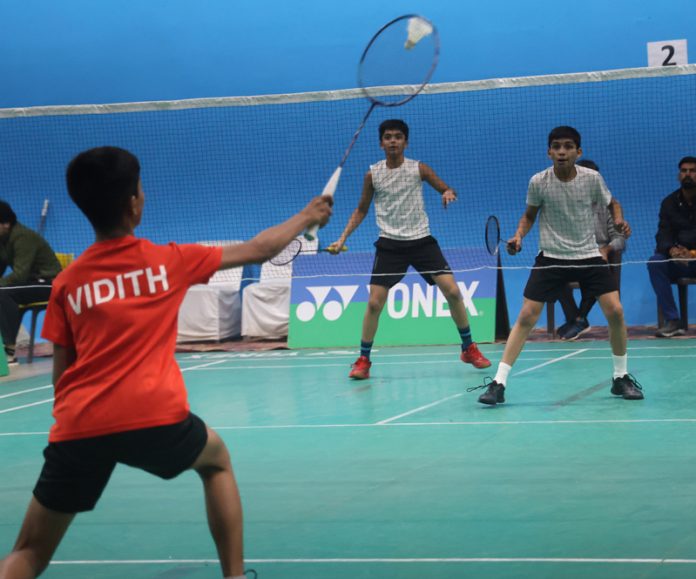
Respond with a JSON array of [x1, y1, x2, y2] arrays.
[[359, 15, 439, 106], [485, 216, 501, 256]]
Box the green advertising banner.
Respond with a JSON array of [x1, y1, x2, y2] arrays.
[[289, 248, 498, 348]]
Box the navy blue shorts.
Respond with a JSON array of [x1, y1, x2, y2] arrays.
[[33, 413, 208, 513], [370, 235, 452, 288]]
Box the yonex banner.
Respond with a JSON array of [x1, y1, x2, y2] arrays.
[[288, 248, 497, 348]]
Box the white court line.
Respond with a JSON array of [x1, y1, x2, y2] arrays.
[[3, 417, 696, 437], [376, 393, 464, 425], [0, 431, 49, 436], [0, 398, 54, 415], [373, 349, 588, 424], [189, 355, 588, 371], [0, 384, 52, 400], [49, 557, 696, 565], [215, 418, 696, 429], [0, 360, 219, 411], [180, 359, 229, 371], [188, 350, 696, 371], [0, 360, 221, 416], [513, 348, 588, 377], [178, 343, 696, 363]]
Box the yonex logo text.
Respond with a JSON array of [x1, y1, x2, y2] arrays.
[[295, 281, 479, 323]]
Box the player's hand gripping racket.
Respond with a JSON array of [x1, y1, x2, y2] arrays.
[[485, 215, 520, 256], [304, 14, 439, 241], [270, 238, 348, 266]]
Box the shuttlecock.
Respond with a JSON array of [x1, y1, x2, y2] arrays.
[[404, 17, 433, 50]]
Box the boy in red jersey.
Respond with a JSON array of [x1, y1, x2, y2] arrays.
[[0, 146, 332, 579]]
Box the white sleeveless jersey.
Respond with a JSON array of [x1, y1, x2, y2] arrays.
[[370, 158, 430, 240]]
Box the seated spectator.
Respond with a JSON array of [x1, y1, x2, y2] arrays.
[[647, 156, 696, 337], [556, 160, 630, 340], [0, 201, 62, 364]]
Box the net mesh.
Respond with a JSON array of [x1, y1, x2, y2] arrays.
[[1, 66, 695, 280]]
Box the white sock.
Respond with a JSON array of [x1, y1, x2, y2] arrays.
[[226, 575, 246, 579], [494, 362, 512, 386], [612, 354, 628, 379]]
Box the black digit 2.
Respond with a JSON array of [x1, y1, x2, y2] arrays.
[[662, 45, 677, 66]]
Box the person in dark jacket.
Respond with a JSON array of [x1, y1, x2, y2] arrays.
[[0, 201, 61, 363], [647, 157, 696, 337]]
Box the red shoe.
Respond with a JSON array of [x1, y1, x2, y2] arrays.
[[460, 343, 491, 369], [349, 355, 372, 379]]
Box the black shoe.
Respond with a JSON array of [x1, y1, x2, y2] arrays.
[[611, 374, 644, 400], [556, 321, 573, 337], [467, 377, 505, 405], [561, 318, 591, 341], [655, 319, 685, 338]]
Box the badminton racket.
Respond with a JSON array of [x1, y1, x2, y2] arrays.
[[304, 14, 439, 241], [485, 215, 519, 256], [270, 238, 348, 266]]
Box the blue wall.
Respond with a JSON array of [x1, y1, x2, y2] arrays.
[[0, 0, 693, 107], [1, 0, 694, 333]]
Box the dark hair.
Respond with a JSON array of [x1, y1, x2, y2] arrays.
[[0, 201, 17, 226], [66, 147, 141, 232], [379, 119, 409, 141], [678, 156, 696, 168], [577, 159, 599, 172], [548, 126, 581, 148]]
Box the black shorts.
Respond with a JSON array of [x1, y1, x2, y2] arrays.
[[524, 253, 618, 303], [370, 236, 452, 288], [33, 413, 208, 513]]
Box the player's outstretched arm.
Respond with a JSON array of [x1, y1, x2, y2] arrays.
[[507, 204, 539, 255], [219, 196, 332, 269], [328, 172, 374, 254], [419, 162, 456, 208]]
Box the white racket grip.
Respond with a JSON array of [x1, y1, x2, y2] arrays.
[[304, 166, 342, 241]]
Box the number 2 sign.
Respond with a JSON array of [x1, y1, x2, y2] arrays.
[[647, 39, 688, 67]]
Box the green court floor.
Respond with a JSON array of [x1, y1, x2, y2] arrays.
[[1, 339, 695, 578]]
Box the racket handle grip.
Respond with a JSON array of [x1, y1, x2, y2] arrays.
[[304, 167, 342, 241]]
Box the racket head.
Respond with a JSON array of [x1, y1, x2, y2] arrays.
[[485, 215, 501, 256], [270, 238, 302, 266], [358, 14, 439, 107]]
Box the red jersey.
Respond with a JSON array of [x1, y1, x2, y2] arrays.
[[42, 236, 222, 442]]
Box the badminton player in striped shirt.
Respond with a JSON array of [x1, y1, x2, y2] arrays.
[[470, 126, 643, 404]]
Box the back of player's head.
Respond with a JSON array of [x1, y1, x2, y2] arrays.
[[0, 201, 17, 226], [379, 119, 409, 141], [548, 126, 581, 148], [577, 159, 599, 172], [678, 156, 696, 168], [66, 147, 141, 233]]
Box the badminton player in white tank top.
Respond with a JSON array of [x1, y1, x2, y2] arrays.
[[328, 119, 491, 379]]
